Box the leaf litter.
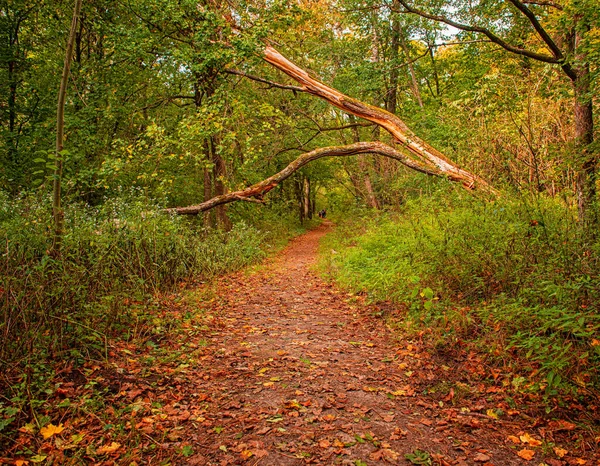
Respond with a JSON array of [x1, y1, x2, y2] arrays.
[[2, 222, 599, 465]]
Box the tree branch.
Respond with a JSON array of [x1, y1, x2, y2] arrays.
[[393, 0, 560, 64], [225, 68, 306, 93], [169, 142, 451, 215], [522, 0, 563, 10], [505, 0, 576, 79], [260, 45, 493, 191]]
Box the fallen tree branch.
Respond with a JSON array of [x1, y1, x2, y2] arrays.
[[169, 142, 445, 215], [260, 45, 494, 192]]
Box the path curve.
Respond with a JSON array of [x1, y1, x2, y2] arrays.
[[181, 222, 529, 465]]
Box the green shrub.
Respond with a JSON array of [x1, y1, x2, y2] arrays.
[[320, 186, 600, 392], [0, 191, 296, 370]]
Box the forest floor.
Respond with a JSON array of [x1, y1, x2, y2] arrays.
[[4, 222, 599, 465]]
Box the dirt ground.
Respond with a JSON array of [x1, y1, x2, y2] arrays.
[[165, 221, 592, 465], [6, 221, 595, 465]]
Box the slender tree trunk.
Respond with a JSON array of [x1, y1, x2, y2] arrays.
[[52, 0, 83, 253], [351, 116, 380, 209], [573, 23, 597, 231], [303, 177, 311, 219], [386, 12, 400, 115], [400, 36, 423, 108], [574, 75, 596, 229], [211, 136, 232, 230]]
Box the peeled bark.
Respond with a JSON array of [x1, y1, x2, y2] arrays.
[[261, 45, 492, 191], [170, 142, 443, 215]]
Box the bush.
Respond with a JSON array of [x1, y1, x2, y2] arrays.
[[320, 185, 600, 392], [0, 192, 282, 370]]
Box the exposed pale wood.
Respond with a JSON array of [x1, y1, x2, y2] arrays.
[[261, 45, 493, 191], [170, 142, 444, 215]]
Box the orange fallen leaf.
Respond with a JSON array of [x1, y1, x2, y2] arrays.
[[573, 459, 587, 465], [553, 447, 568, 458], [333, 439, 345, 448], [517, 449, 535, 461], [96, 442, 121, 455], [519, 433, 542, 446], [319, 439, 331, 448], [40, 423, 65, 439], [240, 450, 253, 460], [507, 435, 520, 444], [15, 460, 29, 466]]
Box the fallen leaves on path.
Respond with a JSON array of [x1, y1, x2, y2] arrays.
[[2, 223, 599, 465]]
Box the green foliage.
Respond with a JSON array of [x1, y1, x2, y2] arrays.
[[320, 184, 600, 392], [0, 191, 290, 370]]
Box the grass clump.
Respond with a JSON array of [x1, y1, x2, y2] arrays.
[[320, 185, 600, 394]]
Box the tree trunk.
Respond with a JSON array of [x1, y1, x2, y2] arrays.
[[400, 36, 424, 108], [303, 177, 311, 220], [573, 23, 597, 231], [350, 115, 380, 208], [52, 0, 83, 253], [574, 73, 596, 229], [386, 12, 400, 115], [211, 137, 232, 231]]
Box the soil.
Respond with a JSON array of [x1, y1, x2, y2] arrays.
[[166, 222, 586, 465]]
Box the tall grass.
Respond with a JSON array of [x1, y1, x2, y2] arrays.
[[0, 191, 298, 371], [320, 186, 600, 393]]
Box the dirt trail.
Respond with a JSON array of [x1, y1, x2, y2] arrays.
[[178, 222, 536, 465]]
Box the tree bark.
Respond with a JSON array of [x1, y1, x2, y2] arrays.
[[52, 0, 83, 253], [170, 142, 445, 215], [261, 45, 493, 192], [570, 18, 596, 230]]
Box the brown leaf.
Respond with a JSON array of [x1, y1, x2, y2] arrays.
[[96, 442, 122, 455], [473, 453, 491, 462], [517, 449, 535, 461], [318, 439, 331, 448]]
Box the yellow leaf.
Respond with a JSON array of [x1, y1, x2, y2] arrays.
[[40, 423, 65, 439], [96, 442, 121, 455], [486, 409, 498, 419], [240, 450, 253, 460], [519, 433, 542, 446], [517, 449, 535, 461], [554, 447, 568, 458]]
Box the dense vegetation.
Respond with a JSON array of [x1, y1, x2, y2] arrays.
[[1, 0, 599, 457], [320, 184, 600, 395]]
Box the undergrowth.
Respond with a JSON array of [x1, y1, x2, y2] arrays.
[[0, 191, 307, 442], [320, 186, 600, 396]]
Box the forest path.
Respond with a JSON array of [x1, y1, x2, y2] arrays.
[[178, 221, 533, 466]]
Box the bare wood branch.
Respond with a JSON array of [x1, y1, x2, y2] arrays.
[[170, 142, 449, 215], [225, 68, 306, 93], [261, 45, 493, 191], [393, 0, 560, 64]]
